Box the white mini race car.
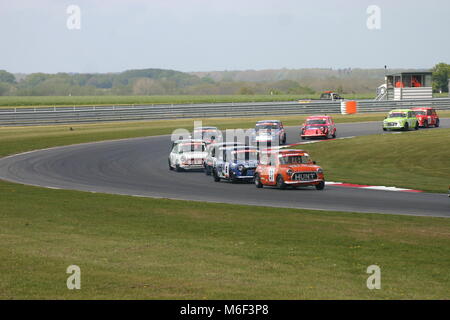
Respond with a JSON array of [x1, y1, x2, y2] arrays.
[[169, 139, 207, 172]]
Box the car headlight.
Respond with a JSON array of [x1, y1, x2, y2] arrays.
[[238, 165, 244, 171], [180, 156, 186, 162], [287, 169, 294, 176], [316, 168, 323, 174]]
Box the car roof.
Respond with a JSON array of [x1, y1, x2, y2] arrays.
[[306, 115, 330, 119], [220, 146, 258, 151], [208, 142, 244, 148], [209, 141, 243, 146], [263, 149, 306, 154], [174, 139, 205, 144], [256, 120, 281, 123], [411, 107, 432, 110], [389, 109, 412, 113]]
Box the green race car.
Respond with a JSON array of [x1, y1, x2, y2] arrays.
[[383, 109, 419, 131]]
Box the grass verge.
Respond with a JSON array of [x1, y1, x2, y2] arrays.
[[1, 181, 450, 299], [296, 128, 450, 193], [0, 94, 377, 108]]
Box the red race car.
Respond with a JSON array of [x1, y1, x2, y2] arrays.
[[411, 107, 440, 128], [300, 115, 336, 139], [254, 149, 325, 190]]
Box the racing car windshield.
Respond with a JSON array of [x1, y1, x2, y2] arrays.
[[305, 125, 326, 130], [179, 143, 205, 153], [231, 150, 259, 162], [389, 112, 406, 118], [256, 124, 279, 131], [194, 130, 218, 139], [306, 119, 327, 125], [413, 111, 426, 115], [279, 155, 310, 165]]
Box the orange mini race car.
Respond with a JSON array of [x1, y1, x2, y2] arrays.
[[254, 149, 325, 190], [300, 115, 336, 139]]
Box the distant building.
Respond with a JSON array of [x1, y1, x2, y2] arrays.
[[376, 70, 433, 100]]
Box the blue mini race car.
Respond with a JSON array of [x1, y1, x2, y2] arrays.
[[212, 146, 259, 183]]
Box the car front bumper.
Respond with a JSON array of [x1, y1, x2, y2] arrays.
[[383, 122, 403, 129], [301, 133, 327, 137], [284, 179, 323, 185]]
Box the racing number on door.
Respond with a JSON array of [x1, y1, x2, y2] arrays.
[[268, 167, 275, 182], [224, 163, 230, 177]]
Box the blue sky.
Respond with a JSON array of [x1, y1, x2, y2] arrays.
[[1, 0, 449, 73]]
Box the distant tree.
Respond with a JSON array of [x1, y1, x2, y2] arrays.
[[238, 86, 254, 95], [271, 80, 300, 92], [0, 82, 12, 95], [132, 78, 165, 95], [432, 63, 450, 93], [20, 73, 51, 87], [200, 76, 215, 84], [86, 74, 113, 88], [0, 70, 16, 83]]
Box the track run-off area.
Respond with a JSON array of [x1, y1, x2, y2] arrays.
[[0, 120, 449, 217]]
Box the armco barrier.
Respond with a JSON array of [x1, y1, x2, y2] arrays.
[[0, 98, 449, 126]]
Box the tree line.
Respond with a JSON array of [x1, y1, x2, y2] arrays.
[[0, 64, 448, 96]]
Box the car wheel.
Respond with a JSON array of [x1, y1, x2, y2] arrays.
[[212, 169, 220, 182], [204, 165, 211, 176], [175, 164, 183, 172], [332, 131, 336, 138], [435, 119, 440, 127], [168, 159, 173, 170], [424, 120, 428, 128], [414, 121, 419, 130], [254, 174, 263, 188], [383, 127, 387, 131], [282, 135, 286, 145], [301, 136, 306, 140], [276, 175, 286, 190], [403, 122, 409, 131], [315, 181, 325, 190], [229, 172, 238, 183]]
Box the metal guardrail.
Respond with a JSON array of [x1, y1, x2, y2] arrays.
[[0, 98, 449, 126]]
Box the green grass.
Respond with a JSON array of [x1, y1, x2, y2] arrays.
[[1, 115, 450, 299], [1, 181, 450, 299], [295, 129, 450, 193], [0, 94, 376, 108]]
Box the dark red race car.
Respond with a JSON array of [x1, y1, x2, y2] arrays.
[[300, 115, 336, 139], [412, 107, 440, 128]]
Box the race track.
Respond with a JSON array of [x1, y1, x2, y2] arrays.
[[0, 121, 449, 217]]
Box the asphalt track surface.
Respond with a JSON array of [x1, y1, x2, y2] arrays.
[[0, 120, 449, 217]]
